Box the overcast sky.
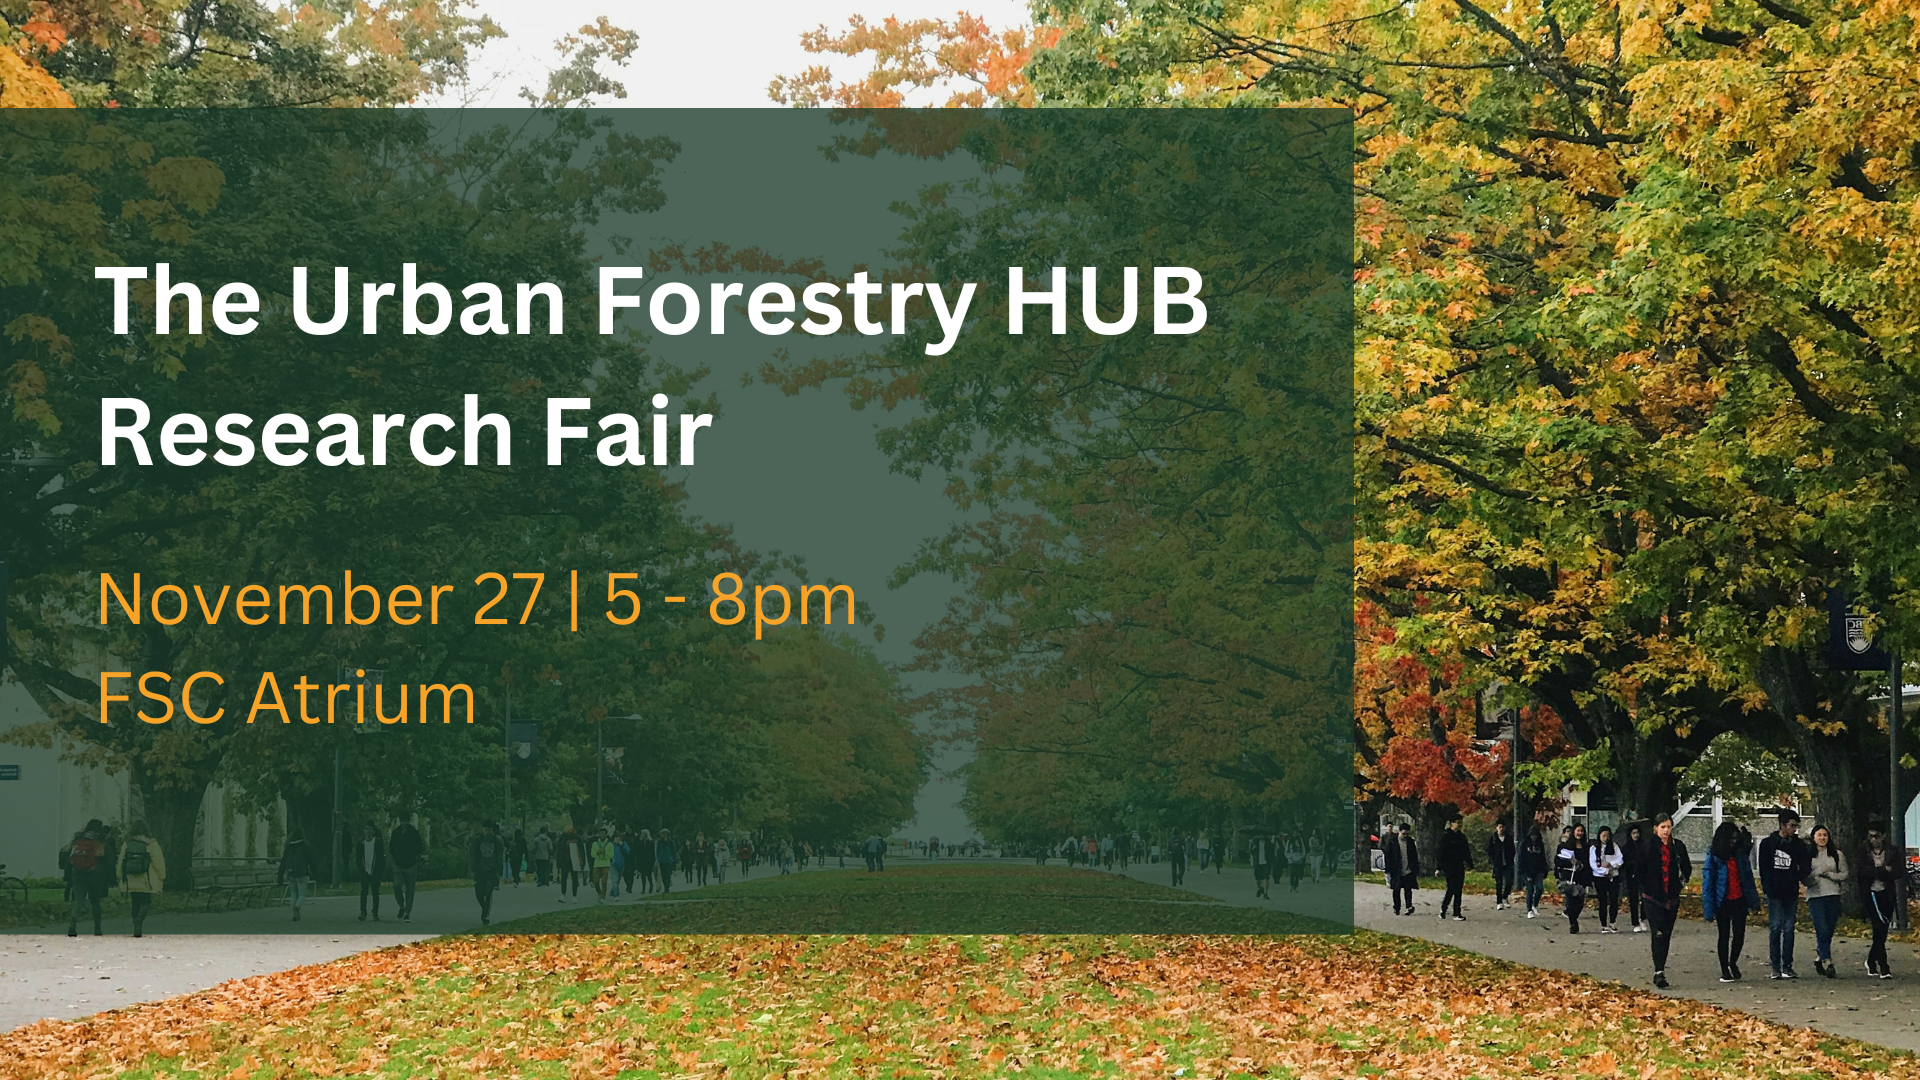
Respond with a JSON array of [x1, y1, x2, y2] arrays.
[[426, 0, 1031, 109]]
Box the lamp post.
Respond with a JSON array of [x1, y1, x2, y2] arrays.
[[1894, 646, 1909, 932], [603, 715, 642, 827]]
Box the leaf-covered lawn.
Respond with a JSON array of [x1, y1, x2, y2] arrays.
[[2, 869, 1912, 1079]]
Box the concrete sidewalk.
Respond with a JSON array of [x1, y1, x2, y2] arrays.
[[0, 866, 747, 1032], [1347, 882, 1920, 1052], [1101, 861, 1920, 1053]]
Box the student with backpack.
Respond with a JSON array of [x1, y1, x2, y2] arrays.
[[556, 825, 585, 902], [469, 822, 503, 925], [64, 819, 111, 937], [117, 822, 166, 938]]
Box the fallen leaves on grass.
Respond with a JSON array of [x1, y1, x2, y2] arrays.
[[0, 932, 1910, 1079]]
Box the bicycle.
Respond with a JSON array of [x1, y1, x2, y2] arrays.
[[0, 864, 28, 903]]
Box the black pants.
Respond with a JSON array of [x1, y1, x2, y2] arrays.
[[359, 877, 381, 916], [658, 863, 674, 891], [1648, 901, 1679, 972], [1392, 876, 1416, 912], [1595, 879, 1619, 926], [1172, 862, 1185, 886], [1562, 885, 1585, 931], [130, 891, 153, 928], [1868, 891, 1895, 972], [534, 858, 552, 886], [1624, 876, 1643, 925], [1442, 870, 1465, 916], [559, 867, 579, 897], [1716, 909, 1746, 974], [475, 876, 497, 920], [1492, 866, 1512, 906]]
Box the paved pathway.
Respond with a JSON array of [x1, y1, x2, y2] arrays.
[[1107, 860, 1920, 1054], [0, 868, 744, 1032]]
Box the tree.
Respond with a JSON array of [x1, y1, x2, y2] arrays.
[[6, 0, 497, 107], [760, 108, 1355, 849]]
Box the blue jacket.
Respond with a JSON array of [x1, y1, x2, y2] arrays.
[[1701, 850, 1757, 922]]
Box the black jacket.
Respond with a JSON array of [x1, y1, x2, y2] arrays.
[[1638, 836, 1693, 908], [1757, 832, 1810, 899], [1440, 829, 1473, 874], [1518, 829, 1548, 877], [389, 823, 426, 871], [469, 832, 504, 881], [1552, 835, 1591, 884], [1856, 841, 1900, 893], [1382, 834, 1419, 880], [1486, 830, 1514, 872], [278, 838, 312, 881]]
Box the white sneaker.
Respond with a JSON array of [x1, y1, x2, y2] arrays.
[[1632, 924, 1645, 933], [1526, 910, 1536, 919]]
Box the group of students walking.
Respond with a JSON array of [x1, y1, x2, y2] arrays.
[[59, 818, 166, 938], [1385, 810, 1907, 989]]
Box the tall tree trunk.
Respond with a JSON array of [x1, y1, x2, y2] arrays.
[[1759, 646, 1870, 915], [132, 761, 209, 893]]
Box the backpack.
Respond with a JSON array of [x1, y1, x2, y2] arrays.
[[122, 838, 151, 877], [68, 837, 101, 873]]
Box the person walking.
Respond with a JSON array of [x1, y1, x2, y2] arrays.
[[1383, 822, 1419, 916], [1285, 833, 1306, 892], [1553, 825, 1590, 933], [389, 819, 425, 923], [1621, 821, 1646, 932], [63, 819, 111, 937], [530, 826, 554, 887], [1308, 831, 1325, 883], [609, 831, 629, 899], [1803, 824, 1848, 979], [636, 829, 658, 893], [1486, 821, 1515, 910], [590, 830, 614, 901], [1640, 813, 1692, 989], [1589, 826, 1624, 932], [1439, 818, 1471, 921], [279, 829, 313, 921], [116, 821, 166, 938], [469, 821, 503, 925], [1251, 834, 1275, 898], [510, 828, 528, 886], [1758, 809, 1810, 979], [1702, 821, 1756, 982], [356, 822, 387, 922], [1196, 830, 1212, 872], [557, 825, 585, 902], [1519, 824, 1548, 918], [656, 828, 678, 893], [713, 836, 729, 885], [1169, 832, 1188, 886], [1856, 821, 1899, 978]]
